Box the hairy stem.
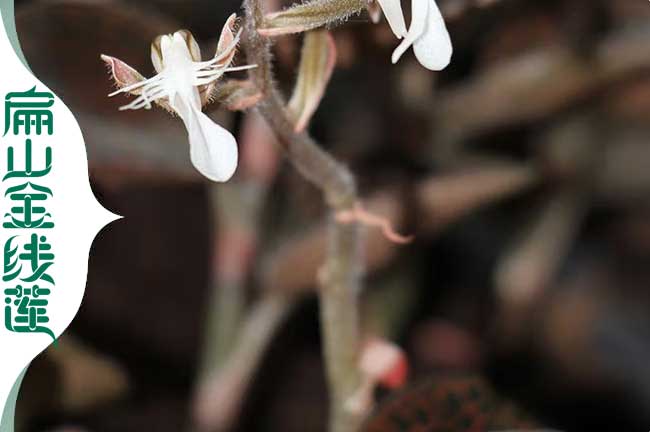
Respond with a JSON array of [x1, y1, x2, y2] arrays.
[[242, 2, 364, 431]]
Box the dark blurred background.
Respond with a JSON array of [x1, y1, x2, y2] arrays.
[[11, 0, 650, 431]]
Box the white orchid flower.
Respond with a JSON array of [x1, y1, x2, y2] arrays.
[[375, 0, 452, 71], [101, 14, 256, 182]]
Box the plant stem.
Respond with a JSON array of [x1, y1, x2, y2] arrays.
[[241, 3, 364, 431]]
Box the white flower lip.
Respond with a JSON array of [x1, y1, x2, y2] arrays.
[[376, 0, 452, 71], [106, 19, 257, 182], [375, 0, 407, 38]]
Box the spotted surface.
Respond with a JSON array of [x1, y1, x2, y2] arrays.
[[363, 375, 539, 432]]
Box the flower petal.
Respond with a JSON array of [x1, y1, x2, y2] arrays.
[[171, 93, 238, 182], [201, 14, 239, 104], [375, 0, 407, 38], [390, 0, 427, 64], [359, 337, 408, 389], [151, 35, 164, 73], [366, 0, 382, 24], [412, 0, 452, 70], [176, 29, 202, 62], [100, 54, 146, 94], [187, 106, 238, 182], [216, 13, 237, 67]]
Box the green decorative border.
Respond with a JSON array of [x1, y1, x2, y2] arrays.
[[0, 1, 33, 431], [0, 368, 27, 432], [0, 0, 29, 68]]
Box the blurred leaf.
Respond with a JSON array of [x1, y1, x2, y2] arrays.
[[48, 335, 130, 413]]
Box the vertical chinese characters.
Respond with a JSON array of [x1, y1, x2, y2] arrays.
[[3, 87, 55, 340]]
